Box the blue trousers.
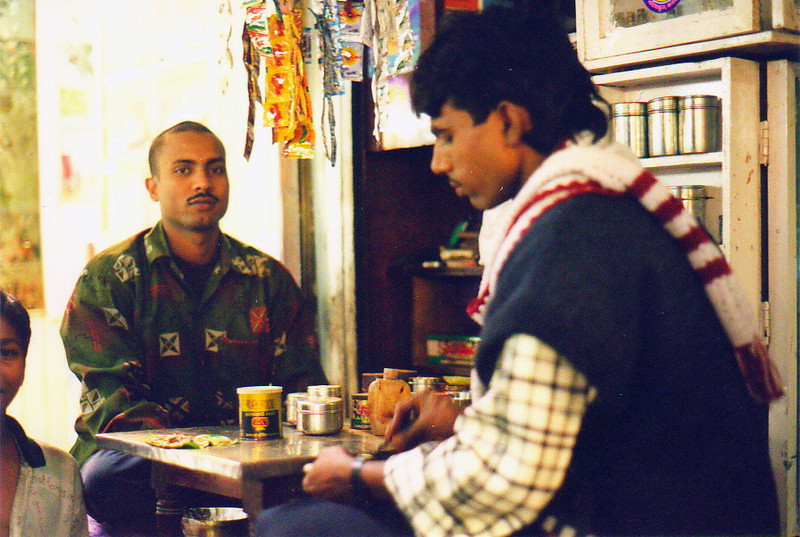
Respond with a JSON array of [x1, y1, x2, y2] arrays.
[[255, 498, 414, 537], [83, 449, 240, 536], [81, 449, 157, 534]]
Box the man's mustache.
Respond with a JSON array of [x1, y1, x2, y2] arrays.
[[188, 193, 219, 203]]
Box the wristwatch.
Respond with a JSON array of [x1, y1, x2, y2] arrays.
[[350, 454, 372, 503]]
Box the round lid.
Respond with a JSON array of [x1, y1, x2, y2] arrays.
[[610, 102, 647, 116], [236, 385, 282, 394], [647, 96, 679, 112], [297, 397, 343, 412], [307, 384, 342, 398], [678, 95, 720, 109]]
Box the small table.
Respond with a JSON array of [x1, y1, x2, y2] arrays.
[[95, 425, 382, 536]]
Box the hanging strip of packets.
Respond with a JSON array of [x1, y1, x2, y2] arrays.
[[244, 0, 315, 159], [242, 0, 413, 160]]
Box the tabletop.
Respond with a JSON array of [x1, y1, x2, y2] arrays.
[[95, 424, 384, 536], [96, 424, 383, 481]]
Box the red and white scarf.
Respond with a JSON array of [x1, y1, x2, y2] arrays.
[[468, 139, 784, 403]]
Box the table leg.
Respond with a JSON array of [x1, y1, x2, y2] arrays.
[[152, 464, 184, 537]]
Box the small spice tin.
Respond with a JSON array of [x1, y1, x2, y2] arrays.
[[449, 391, 472, 408], [647, 96, 679, 156], [297, 397, 344, 435], [678, 95, 720, 154], [669, 185, 709, 224], [307, 384, 342, 399], [284, 391, 307, 426], [237, 386, 282, 440], [411, 376, 442, 393], [610, 102, 647, 157], [350, 393, 370, 429]]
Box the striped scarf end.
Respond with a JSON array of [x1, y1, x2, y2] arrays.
[[736, 342, 785, 404]]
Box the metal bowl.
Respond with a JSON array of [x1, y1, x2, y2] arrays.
[[181, 507, 248, 537]]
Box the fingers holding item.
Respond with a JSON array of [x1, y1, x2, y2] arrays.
[[384, 394, 420, 444], [301, 446, 353, 501]]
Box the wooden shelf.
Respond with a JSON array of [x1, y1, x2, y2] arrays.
[[584, 30, 800, 74]]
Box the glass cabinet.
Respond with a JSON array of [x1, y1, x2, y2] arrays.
[[594, 55, 799, 534], [577, 0, 800, 65]]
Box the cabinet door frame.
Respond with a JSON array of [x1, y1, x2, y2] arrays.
[[766, 59, 799, 537], [578, 0, 759, 62], [773, 0, 800, 32]]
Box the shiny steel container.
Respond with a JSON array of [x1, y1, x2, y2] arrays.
[[679, 95, 720, 154], [181, 507, 248, 537], [669, 185, 709, 223], [610, 102, 647, 157], [296, 397, 344, 435], [307, 384, 342, 400], [647, 96, 679, 156], [411, 376, 441, 393], [284, 391, 307, 426]]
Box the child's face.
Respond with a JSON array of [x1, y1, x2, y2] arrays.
[[0, 319, 25, 416]]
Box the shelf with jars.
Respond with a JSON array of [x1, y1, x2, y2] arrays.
[[593, 56, 762, 308]]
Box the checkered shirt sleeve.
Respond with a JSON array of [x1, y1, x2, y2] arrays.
[[384, 333, 596, 537]]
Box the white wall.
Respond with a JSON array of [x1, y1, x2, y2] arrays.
[[10, 0, 285, 451]]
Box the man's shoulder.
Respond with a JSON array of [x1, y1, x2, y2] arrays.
[[222, 233, 290, 278], [83, 229, 151, 272]]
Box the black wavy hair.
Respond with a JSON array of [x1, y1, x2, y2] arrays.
[[0, 290, 31, 355], [410, 1, 608, 156]]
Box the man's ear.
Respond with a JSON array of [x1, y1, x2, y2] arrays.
[[145, 176, 159, 201], [496, 101, 532, 146]]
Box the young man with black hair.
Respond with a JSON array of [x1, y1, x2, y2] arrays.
[[256, 3, 782, 536]]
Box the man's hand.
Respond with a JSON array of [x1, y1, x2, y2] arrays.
[[301, 445, 354, 501], [383, 390, 461, 452]]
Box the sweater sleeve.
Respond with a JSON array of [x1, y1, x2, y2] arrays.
[[384, 334, 595, 537]]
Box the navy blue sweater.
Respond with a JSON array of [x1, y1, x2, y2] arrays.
[[476, 194, 779, 536]]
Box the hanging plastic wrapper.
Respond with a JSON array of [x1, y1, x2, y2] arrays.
[[339, 0, 366, 82], [363, 0, 416, 146], [242, 12, 263, 159], [264, 7, 315, 158], [242, 0, 315, 159], [243, 2, 270, 159], [310, 0, 345, 162]]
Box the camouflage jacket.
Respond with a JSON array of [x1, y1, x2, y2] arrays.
[[61, 222, 326, 465]]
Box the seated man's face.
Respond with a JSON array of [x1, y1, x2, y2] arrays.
[[0, 319, 25, 416], [146, 131, 230, 234], [428, 102, 526, 211]]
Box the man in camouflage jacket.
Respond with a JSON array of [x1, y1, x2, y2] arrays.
[[61, 120, 327, 535]]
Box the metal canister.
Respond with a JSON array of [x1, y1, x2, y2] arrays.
[[610, 102, 647, 157], [236, 386, 282, 440], [411, 376, 441, 393], [284, 392, 307, 426], [669, 185, 709, 224], [350, 393, 370, 429], [296, 397, 344, 435], [307, 384, 342, 400], [647, 96, 679, 156], [679, 95, 720, 154]]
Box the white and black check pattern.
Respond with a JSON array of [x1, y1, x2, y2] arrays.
[[385, 334, 596, 537]]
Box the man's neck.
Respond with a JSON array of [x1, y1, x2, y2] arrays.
[[164, 225, 221, 265]]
